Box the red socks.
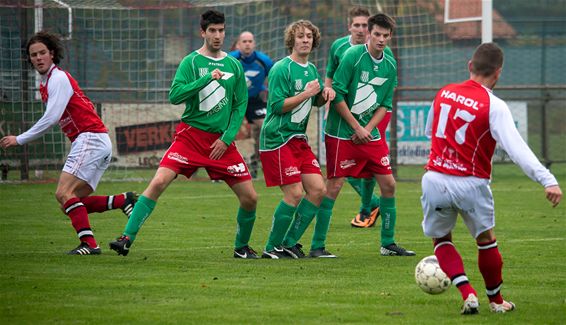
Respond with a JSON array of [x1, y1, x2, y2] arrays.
[[80, 194, 125, 213], [478, 240, 504, 304], [63, 198, 97, 248], [434, 240, 477, 300]]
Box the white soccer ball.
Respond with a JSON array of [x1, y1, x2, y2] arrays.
[[415, 255, 451, 294]]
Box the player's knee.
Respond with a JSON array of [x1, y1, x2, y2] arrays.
[[325, 179, 343, 199], [308, 183, 326, 201], [240, 190, 258, 210], [55, 188, 72, 205]]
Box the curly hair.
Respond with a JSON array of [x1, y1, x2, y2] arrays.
[[284, 20, 320, 54], [26, 31, 64, 66]]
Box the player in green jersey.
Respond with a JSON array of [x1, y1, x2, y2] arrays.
[[325, 13, 415, 256], [259, 20, 336, 259], [325, 7, 392, 229], [109, 10, 260, 259]]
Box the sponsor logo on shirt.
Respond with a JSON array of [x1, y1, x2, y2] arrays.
[[284, 166, 300, 176], [339, 159, 356, 169], [167, 152, 189, 164], [208, 62, 225, 67], [440, 90, 481, 110], [432, 148, 467, 172]]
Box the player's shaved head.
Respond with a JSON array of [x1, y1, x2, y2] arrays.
[[237, 31, 256, 56]]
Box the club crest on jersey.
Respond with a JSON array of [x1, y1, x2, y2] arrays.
[[199, 68, 209, 77], [312, 159, 320, 168], [360, 71, 369, 83], [380, 156, 390, 166], [294, 79, 303, 91]]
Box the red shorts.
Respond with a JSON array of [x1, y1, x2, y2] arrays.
[[325, 136, 392, 179], [159, 122, 251, 186], [260, 137, 322, 187]]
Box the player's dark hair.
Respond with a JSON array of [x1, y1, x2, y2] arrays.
[[26, 31, 64, 66], [470, 42, 504, 77], [348, 7, 370, 24], [368, 13, 396, 34], [200, 10, 225, 31], [284, 20, 321, 54]]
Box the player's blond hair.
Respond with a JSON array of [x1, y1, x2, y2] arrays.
[[284, 20, 321, 54], [348, 7, 370, 24]]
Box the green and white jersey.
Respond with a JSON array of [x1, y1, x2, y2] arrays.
[[260, 56, 323, 151], [169, 51, 248, 145], [326, 44, 397, 140], [326, 35, 396, 85], [325, 36, 351, 80]]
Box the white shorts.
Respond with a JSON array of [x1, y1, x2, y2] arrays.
[[63, 132, 112, 191], [420, 171, 495, 239]]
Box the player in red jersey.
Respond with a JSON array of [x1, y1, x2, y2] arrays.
[[0, 31, 137, 255], [421, 42, 562, 314]]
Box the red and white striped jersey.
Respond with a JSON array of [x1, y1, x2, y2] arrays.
[[425, 79, 557, 187], [16, 64, 106, 144]]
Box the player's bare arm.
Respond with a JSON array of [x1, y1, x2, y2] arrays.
[[333, 100, 371, 144], [280, 80, 320, 113], [363, 106, 387, 133]]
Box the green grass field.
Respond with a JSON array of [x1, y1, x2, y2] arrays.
[[1, 165, 565, 324]]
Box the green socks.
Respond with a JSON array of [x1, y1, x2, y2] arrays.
[[349, 177, 380, 214], [380, 196, 397, 247], [124, 195, 156, 243], [265, 200, 296, 251], [360, 178, 379, 214], [283, 198, 319, 248], [346, 177, 363, 195], [235, 207, 256, 249], [311, 196, 335, 250]]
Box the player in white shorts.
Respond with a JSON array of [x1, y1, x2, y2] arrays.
[[421, 42, 561, 315], [0, 31, 137, 255]]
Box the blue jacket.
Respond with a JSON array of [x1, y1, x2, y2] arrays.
[[229, 50, 274, 98]]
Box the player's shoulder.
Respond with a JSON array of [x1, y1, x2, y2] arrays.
[[255, 50, 273, 62], [382, 49, 397, 69], [342, 44, 366, 61], [179, 51, 199, 65], [271, 56, 292, 71], [228, 50, 240, 59], [48, 66, 71, 84], [331, 36, 350, 48]]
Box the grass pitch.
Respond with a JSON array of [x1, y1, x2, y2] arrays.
[[0, 165, 564, 324]]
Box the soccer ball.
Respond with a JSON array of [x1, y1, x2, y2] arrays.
[[415, 255, 451, 294]]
